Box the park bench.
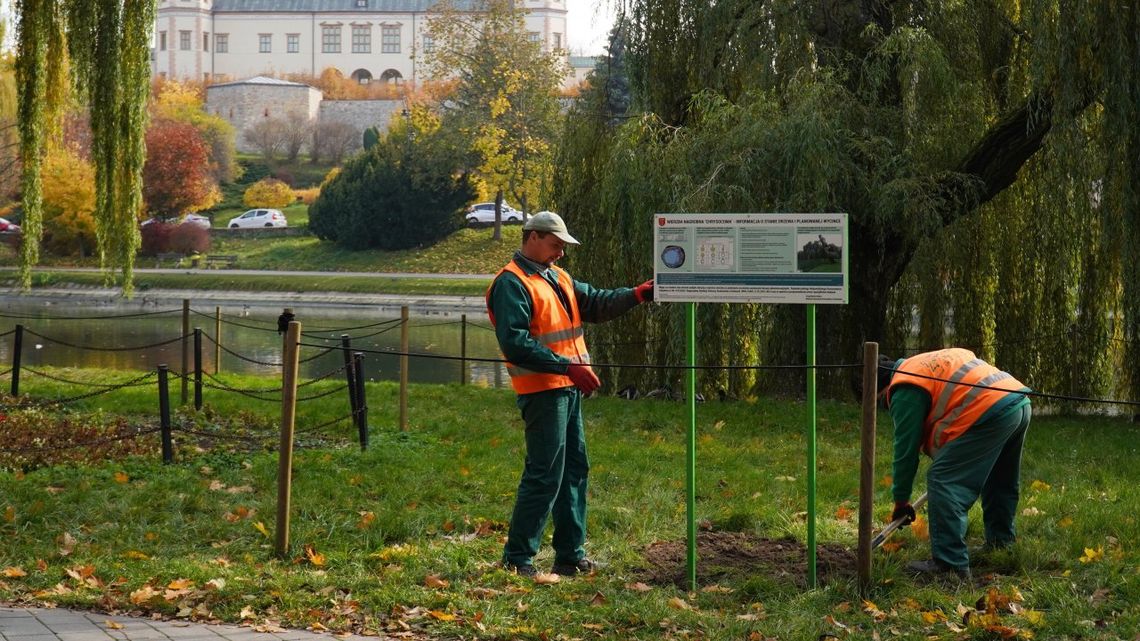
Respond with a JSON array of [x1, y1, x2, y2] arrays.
[[202, 254, 238, 269], [155, 252, 184, 268]]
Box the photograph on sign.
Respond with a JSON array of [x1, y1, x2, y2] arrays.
[[653, 213, 848, 304]]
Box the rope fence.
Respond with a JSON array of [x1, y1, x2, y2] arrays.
[[3, 302, 1139, 471]]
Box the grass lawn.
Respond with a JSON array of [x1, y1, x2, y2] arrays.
[[0, 226, 518, 283], [1, 368, 1138, 639]]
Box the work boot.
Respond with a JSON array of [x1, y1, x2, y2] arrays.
[[551, 558, 598, 576], [503, 562, 538, 578], [907, 558, 971, 581]]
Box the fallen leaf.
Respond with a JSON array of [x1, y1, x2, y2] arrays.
[[582, 623, 604, 631], [204, 578, 226, 590], [667, 596, 692, 610], [225, 485, 254, 494], [356, 511, 376, 529], [590, 591, 607, 606], [1021, 609, 1045, 626], [625, 581, 652, 592], [304, 545, 326, 567], [129, 585, 160, 605], [252, 521, 270, 538], [921, 609, 946, 624], [1021, 507, 1043, 517], [2, 567, 27, 578], [105, 620, 123, 630], [775, 475, 796, 482], [167, 578, 194, 590], [862, 599, 887, 621], [534, 572, 561, 585], [3, 506, 14, 523], [124, 550, 149, 560], [702, 584, 733, 593], [424, 574, 450, 589], [208, 480, 225, 491], [879, 541, 903, 553], [834, 506, 853, 521], [113, 472, 129, 484], [239, 606, 256, 619], [1029, 479, 1051, 492], [1058, 516, 1073, 528], [58, 532, 76, 556], [1079, 546, 1104, 563]]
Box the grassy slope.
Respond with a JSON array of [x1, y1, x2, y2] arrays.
[[1, 369, 1137, 640]]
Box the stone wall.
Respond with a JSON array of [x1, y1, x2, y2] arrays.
[[206, 83, 322, 153], [318, 100, 404, 144]]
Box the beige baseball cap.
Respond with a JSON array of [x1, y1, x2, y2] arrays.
[[523, 211, 580, 245]]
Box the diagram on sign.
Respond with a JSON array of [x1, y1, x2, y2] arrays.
[[696, 236, 734, 270]]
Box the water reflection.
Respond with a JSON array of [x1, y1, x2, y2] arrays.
[[0, 300, 507, 388]]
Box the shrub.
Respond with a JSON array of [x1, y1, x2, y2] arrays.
[[139, 222, 175, 256], [243, 178, 296, 208], [309, 133, 475, 251], [169, 223, 211, 255], [294, 187, 320, 205]]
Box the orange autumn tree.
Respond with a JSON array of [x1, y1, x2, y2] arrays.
[[142, 119, 220, 218]]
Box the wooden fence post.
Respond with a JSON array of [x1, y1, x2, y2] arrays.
[[857, 341, 879, 594]]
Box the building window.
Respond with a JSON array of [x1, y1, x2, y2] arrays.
[[527, 31, 541, 43], [356, 0, 367, 6], [159, 31, 167, 51], [381, 25, 400, 53], [259, 33, 272, 53], [287, 33, 300, 53], [552, 32, 561, 49], [352, 25, 370, 53], [422, 34, 433, 54], [203, 32, 209, 51], [322, 25, 341, 53], [180, 30, 191, 50], [215, 33, 228, 53]]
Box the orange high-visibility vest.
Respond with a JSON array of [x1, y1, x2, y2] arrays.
[[486, 261, 590, 395], [888, 348, 1026, 457]]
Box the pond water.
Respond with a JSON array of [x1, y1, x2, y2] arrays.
[[0, 298, 507, 388]]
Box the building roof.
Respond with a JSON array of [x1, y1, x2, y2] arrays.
[[213, 0, 480, 11], [208, 75, 317, 89]]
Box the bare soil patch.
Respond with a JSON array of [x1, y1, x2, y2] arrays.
[[640, 531, 857, 589]]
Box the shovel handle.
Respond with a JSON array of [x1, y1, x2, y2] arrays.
[[871, 492, 928, 549]]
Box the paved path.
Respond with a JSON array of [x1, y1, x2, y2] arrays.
[[0, 607, 390, 641]]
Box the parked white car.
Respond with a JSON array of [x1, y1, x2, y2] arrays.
[[228, 208, 287, 229], [139, 213, 212, 229], [465, 202, 523, 225]]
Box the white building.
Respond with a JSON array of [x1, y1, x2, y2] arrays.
[[152, 0, 570, 87]]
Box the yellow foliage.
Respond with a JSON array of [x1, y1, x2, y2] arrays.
[[41, 145, 97, 256], [243, 178, 296, 209], [294, 187, 320, 205]]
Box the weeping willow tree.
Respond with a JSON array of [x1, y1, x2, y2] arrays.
[[15, 0, 155, 294], [557, 2, 1140, 408]]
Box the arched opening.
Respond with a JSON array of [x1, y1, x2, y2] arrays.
[[379, 68, 403, 84], [350, 68, 373, 85]]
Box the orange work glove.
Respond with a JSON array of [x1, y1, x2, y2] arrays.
[[566, 363, 601, 394]]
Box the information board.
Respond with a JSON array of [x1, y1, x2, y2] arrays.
[[653, 213, 849, 304]]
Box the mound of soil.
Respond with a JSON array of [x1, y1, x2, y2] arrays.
[[640, 531, 857, 589]]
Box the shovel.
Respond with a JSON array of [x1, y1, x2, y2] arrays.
[[871, 492, 928, 550]]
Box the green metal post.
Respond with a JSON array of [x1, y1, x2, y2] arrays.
[[806, 304, 817, 588], [686, 302, 698, 591]]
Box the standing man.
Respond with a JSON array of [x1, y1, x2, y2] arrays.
[[487, 211, 653, 578], [878, 348, 1032, 579]]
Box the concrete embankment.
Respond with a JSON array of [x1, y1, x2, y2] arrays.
[[0, 285, 488, 318]]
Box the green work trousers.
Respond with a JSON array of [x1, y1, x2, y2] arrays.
[[927, 401, 1032, 570], [502, 387, 589, 568]]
